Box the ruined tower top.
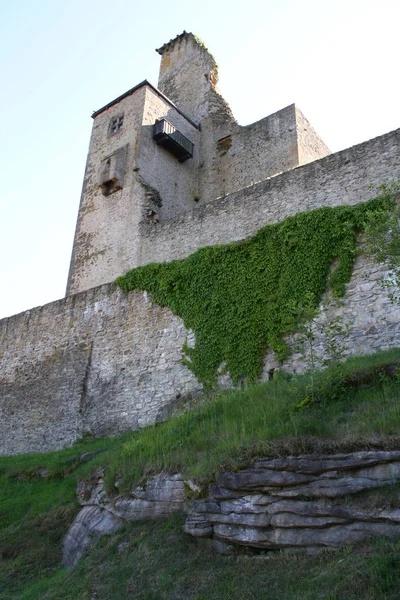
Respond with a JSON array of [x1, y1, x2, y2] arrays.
[[156, 31, 218, 121]]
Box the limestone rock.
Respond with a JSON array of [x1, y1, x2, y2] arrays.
[[254, 451, 400, 475], [131, 474, 186, 503], [217, 469, 316, 490], [266, 500, 368, 521], [209, 485, 244, 500], [110, 498, 184, 521], [65, 451, 400, 562], [184, 514, 213, 537], [270, 513, 347, 528], [206, 511, 271, 527], [76, 474, 105, 506], [64, 473, 187, 566], [191, 499, 221, 514], [185, 450, 400, 554], [220, 495, 273, 515], [63, 506, 124, 567]]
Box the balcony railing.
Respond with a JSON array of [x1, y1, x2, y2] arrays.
[[153, 119, 194, 162]]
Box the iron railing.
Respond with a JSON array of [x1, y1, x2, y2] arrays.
[[153, 119, 194, 162]]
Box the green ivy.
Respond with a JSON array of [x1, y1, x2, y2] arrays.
[[115, 196, 393, 388]]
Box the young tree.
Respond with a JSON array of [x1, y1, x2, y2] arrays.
[[363, 180, 400, 303]]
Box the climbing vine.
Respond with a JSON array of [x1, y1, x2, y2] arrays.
[[115, 195, 393, 388]]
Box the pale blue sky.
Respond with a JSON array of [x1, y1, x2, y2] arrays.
[[1, 0, 399, 319]]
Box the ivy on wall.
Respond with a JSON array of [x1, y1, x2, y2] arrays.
[[115, 196, 393, 388]]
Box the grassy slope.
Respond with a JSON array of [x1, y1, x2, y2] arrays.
[[1, 349, 400, 599], [17, 516, 400, 600], [106, 349, 400, 492], [0, 435, 129, 599]]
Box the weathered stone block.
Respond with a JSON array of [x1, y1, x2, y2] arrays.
[[63, 506, 123, 568]]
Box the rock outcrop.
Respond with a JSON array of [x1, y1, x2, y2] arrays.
[[63, 472, 188, 567], [184, 451, 400, 553], [64, 451, 400, 566]]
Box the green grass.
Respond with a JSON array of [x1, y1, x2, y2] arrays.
[[106, 348, 400, 492], [1, 349, 400, 598], [0, 435, 129, 597], [15, 515, 400, 600]]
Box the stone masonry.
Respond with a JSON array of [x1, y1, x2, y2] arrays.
[[0, 285, 201, 455], [67, 32, 330, 295], [1, 233, 400, 456], [139, 127, 400, 266], [1, 32, 400, 455]]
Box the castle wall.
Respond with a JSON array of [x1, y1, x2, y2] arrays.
[[2, 127, 400, 456], [1, 253, 399, 456], [66, 33, 333, 296], [67, 84, 201, 296], [199, 105, 298, 203], [198, 104, 330, 204], [138, 128, 400, 266], [262, 256, 400, 377], [157, 32, 219, 122], [0, 285, 200, 455], [295, 106, 331, 165]]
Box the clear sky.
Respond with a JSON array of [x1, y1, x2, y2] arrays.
[[1, 0, 399, 319]]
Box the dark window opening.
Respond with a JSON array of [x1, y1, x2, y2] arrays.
[[110, 115, 124, 134], [101, 179, 121, 196]]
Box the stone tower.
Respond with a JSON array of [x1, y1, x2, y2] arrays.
[[66, 32, 330, 296], [156, 32, 220, 121]]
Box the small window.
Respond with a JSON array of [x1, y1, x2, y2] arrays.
[[109, 115, 124, 135]]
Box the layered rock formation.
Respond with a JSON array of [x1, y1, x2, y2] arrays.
[[63, 472, 189, 567], [63, 451, 400, 566], [185, 451, 400, 553]]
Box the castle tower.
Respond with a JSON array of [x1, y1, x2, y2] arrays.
[[156, 32, 219, 122], [66, 32, 330, 297], [66, 78, 203, 295]]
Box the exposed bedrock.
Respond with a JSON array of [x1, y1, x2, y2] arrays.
[[63, 473, 189, 567], [184, 451, 400, 553], [63, 450, 400, 566]]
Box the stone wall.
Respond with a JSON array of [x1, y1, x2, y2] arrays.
[[157, 32, 219, 123], [138, 86, 200, 221], [67, 33, 332, 297], [296, 106, 331, 165], [66, 85, 147, 296], [139, 127, 400, 266], [198, 104, 330, 204], [155, 34, 329, 205], [1, 245, 399, 456], [66, 83, 201, 296], [262, 256, 400, 377], [0, 284, 200, 456], [3, 119, 400, 456]]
